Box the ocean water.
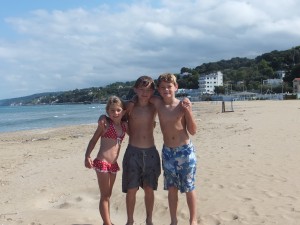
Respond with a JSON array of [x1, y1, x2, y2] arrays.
[[0, 104, 106, 133]]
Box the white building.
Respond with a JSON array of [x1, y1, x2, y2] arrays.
[[293, 78, 300, 92], [179, 72, 192, 77], [275, 70, 286, 79], [263, 79, 283, 86], [293, 78, 300, 99], [198, 71, 223, 94]]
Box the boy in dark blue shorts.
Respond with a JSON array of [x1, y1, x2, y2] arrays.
[[122, 76, 161, 225]]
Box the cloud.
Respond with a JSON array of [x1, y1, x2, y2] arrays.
[[1, 0, 300, 99]]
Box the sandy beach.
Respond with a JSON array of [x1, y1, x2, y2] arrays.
[[1, 100, 300, 225]]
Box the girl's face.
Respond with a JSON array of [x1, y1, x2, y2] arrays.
[[107, 103, 125, 122], [157, 81, 178, 98]]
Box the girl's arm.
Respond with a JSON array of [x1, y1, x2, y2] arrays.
[[84, 122, 104, 168], [125, 100, 134, 115], [124, 121, 129, 135]]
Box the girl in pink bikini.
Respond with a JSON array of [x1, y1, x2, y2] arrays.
[[85, 95, 128, 225]]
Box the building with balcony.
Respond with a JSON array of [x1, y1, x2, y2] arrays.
[[198, 71, 223, 94]]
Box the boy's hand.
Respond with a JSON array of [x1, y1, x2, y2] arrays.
[[181, 97, 192, 111], [98, 115, 108, 128]]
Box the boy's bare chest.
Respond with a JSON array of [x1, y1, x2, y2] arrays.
[[158, 105, 182, 121], [130, 106, 154, 120]]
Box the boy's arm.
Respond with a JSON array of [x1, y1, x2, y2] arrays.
[[181, 98, 197, 135], [98, 114, 108, 127], [149, 95, 162, 107]]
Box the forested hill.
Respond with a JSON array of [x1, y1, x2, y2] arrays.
[[179, 46, 300, 87], [1, 46, 300, 106]]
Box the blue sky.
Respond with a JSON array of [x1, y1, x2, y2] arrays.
[[1, 0, 300, 100]]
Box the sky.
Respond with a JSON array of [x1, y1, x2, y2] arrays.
[[1, 0, 300, 100]]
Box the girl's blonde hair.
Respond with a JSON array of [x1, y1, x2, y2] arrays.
[[105, 95, 125, 114]]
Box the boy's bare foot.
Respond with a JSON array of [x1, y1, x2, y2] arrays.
[[146, 218, 153, 225]]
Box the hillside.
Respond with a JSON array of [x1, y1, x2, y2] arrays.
[[1, 46, 299, 106]]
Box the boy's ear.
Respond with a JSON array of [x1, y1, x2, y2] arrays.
[[174, 83, 179, 90], [133, 87, 137, 93]]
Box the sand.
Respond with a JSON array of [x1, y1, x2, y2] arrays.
[[1, 100, 300, 225]]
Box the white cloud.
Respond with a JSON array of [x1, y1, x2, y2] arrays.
[[0, 0, 300, 99]]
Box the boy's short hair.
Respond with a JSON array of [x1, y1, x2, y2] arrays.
[[134, 76, 155, 89], [157, 73, 177, 87]]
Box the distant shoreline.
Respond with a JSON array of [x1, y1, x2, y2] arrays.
[[1, 101, 107, 107]]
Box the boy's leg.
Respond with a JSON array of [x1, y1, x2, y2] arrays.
[[126, 187, 138, 225], [186, 190, 197, 225], [144, 185, 154, 225], [96, 172, 116, 225], [143, 148, 161, 225], [168, 186, 179, 225]]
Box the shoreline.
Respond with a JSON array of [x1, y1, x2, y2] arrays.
[[1, 99, 299, 134]]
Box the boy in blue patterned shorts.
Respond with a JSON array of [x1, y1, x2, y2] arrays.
[[150, 73, 198, 225]]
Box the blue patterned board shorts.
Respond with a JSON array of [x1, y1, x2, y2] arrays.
[[162, 141, 197, 193]]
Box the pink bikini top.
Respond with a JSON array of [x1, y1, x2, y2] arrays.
[[102, 119, 126, 144]]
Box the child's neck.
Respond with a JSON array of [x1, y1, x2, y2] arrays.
[[137, 99, 150, 107], [111, 119, 121, 126], [163, 97, 177, 105]]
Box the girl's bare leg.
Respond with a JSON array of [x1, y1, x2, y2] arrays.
[[96, 171, 116, 225]]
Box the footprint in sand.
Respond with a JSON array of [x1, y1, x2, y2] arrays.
[[218, 211, 239, 221], [75, 196, 83, 202], [201, 215, 221, 225], [58, 202, 72, 209], [262, 190, 281, 198], [0, 179, 9, 186]]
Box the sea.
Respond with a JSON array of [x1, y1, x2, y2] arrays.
[[0, 104, 106, 133]]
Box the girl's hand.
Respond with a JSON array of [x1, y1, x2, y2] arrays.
[[85, 157, 93, 169]]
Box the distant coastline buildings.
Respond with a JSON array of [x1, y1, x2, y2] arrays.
[[293, 78, 300, 99], [198, 71, 223, 94], [262, 70, 285, 86]]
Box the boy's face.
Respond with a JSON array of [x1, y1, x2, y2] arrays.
[[134, 85, 154, 101], [157, 81, 178, 98]]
